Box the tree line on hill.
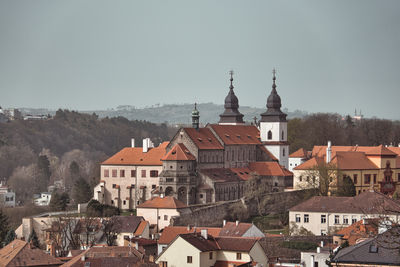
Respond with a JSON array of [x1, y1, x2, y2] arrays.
[[0, 109, 173, 205], [288, 113, 400, 153]]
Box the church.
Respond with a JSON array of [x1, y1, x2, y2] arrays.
[[94, 71, 293, 209]]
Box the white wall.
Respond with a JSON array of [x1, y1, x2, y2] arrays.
[[289, 157, 305, 172], [301, 251, 330, 267], [137, 207, 180, 230], [156, 236, 203, 267]]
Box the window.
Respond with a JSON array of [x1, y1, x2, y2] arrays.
[[131, 184, 135, 189], [131, 170, 136, 177], [369, 244, 378, 253], [267, 130, 272, 140], [321, 215, 326, 224], [120, 170, 125, 178], [352, 216, 357, 224], [364, 174, 371, 184], [299, 176, 302, 182], [373, 174, 377, 184], [209, 252, 213, 260], [150, 170, 159, 177], [236, 253, 242, 260], [315, 262, 319, 267], [281, 130, 284, 140], [123, 200, 126, 205], [111, 200, 114, 205], [295, 214, 301, 223], [335, 215, 340, 224], [112, 169, 117, 177], [304, 214, 309, 223], [343, 215, 349, 224], [141, 170, 146, 177], [187, 256, 192, 263], [104, 169, 109, 177], [200, 194, 203, 199], [112, 184, 117, 188], [353, 174, 358, 184], [164, 215, 168, 221], [160, 262, 168, 267], [283, 148, 285, 157]]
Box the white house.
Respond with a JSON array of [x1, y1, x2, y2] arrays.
[[33, 192, 52, 206], [0, 181, 15, 207]]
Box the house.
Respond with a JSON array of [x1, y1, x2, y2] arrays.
[[331, 227, 400, 266], [333, 218, 378, 246], [136, 196, 190, 231], [219, 221, 265, 238], [0, 181, 15, 207], [33, 192, 52, 206], [289, 148, 310, 172], [94, 72, 293, 209], [124, 237, 158, 258], [0, 239, 62, 267], [293, 142, 400, 195], [114, 216, 150, 246], [156, 232, 268, 267], [289, 190, 400, 236], [301, 246, 330, 267]]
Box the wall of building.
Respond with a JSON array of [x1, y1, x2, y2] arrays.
[[156, 236, 203, 267], [137, 207, 182, 230], [301, 251, 330, 267], [289, 157, 305, 172]]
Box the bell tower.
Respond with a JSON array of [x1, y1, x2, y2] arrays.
[[259, 69, 289, 168], [219, 71, 245, 125]]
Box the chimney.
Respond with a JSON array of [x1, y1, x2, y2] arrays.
[[143, 138, 148, 153], [320, 241, 324, 247], [223, 220, 226, 227], [236, 220, 239, 226], [81, 255, 86, 262], [310, 255, 314, 267], [317, 247, 321, 253], [187, 225, 191, 231], [131, 138, 135, 148], [135, 241, 139, 250], [326, 141, 332, 163], [201, 229, 208, 239]]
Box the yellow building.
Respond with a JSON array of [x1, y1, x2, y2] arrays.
[[293, 144, 400, 195]]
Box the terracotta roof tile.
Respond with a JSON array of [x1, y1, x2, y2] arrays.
[[248, 162, 293, 176], [102, 142, 168, 166], [184, 128, 223, 150], [219, 222, 252, 237], [158, 226, 222, 245], [200, 168, 243, 183], [365, 145, 398, 156], [335, 219, 378, 246], [134, 221, 149, 236], [331, 151, 379, 170], [162, 143, 196, 161], [289, 148, 309, 158], [137, 196, 187, 209], [208, 124, 261, 145]]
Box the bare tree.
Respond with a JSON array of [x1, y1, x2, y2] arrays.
[[46, 217, 80, 257], [102, 217, 121, 246]]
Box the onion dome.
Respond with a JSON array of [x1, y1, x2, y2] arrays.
[[260, 69, 287, 122], [219, 71, 244, 124]]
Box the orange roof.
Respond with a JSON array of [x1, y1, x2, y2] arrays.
[[102, 142, 168, 166], [159, 226, 222, 244], [184, 128, 224, 150], [331, 151, 378, 170], [365, 145, 397, 157], [335, 219, 378, 245], [134, 221, 149, 236], [162, 143, 196, 161], [208, 124, 261, 145], [289, 148, 309, 158], [137, 196, 187, 209], [312, 145, 398, 157], [248, 162, 293, 176], [294, 157, 325, 170]]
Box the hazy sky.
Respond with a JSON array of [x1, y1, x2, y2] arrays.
[[0, 1, 399, 119]]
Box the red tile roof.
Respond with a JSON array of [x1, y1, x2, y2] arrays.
[[208, 124, 261, 145], [0, 239, 62, 266], [289, 148, 309, 158], [331, 151, 378, 170], [162, 143, 196, 161], [365, 145, 398, 157], [200, 168, 243, 183], [219, 222, 253, 237], [158, 226, 222, 245], [248, 162, 293, 176], [184, 128, 224, 150], [102, 142, 169, 166], [134, 221, 149, 236], [137, 196, 187, 209], [335, 219, 378, 245], [312, 145, 399, 158]]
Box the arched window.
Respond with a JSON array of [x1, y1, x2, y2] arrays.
[[267, 130, 272, 140], [281, 130, 284, 140]]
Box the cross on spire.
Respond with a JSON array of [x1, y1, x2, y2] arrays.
[[229, 70, 234, 89]]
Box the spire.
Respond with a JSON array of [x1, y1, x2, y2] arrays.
[[260, 69, 287, 122], [219, 70, 244, 125], [191, 103, 200, 130]]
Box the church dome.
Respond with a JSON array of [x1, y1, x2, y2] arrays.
[[267, 87, 281, 109], [224, 87, 239, 109]]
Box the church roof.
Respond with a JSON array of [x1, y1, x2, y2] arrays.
[[219, 72, 244, 124], [208, 124, 261, 145], [248, 162, 293, 176], [260, 70, 287, 122], [162, 143, 196, 161], [184, 128, 224, 150]]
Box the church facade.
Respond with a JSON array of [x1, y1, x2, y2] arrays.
[[95, 71, 293, 208]]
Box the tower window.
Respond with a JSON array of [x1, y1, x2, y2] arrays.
[[282, 130, 284, 140], [283, 148, 285, 156], [268, 130, 272, 140]]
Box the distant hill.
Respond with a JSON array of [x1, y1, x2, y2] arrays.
[[19, 103, 309, 125]]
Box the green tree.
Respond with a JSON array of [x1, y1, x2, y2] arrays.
[[28, 229, 40, 248], [0, 210, 9, 248], [49, 191, 69, 211], [4, 229, 16, 246], [72, 178, 92, 204], [337, 175, 356, 197]]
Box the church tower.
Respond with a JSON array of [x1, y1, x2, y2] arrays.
[[192, 103, 200, 130], [219, 71, 245, 125], [260, 69, 289, 168]]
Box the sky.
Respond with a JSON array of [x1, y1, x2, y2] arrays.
[[0, 0, 399, 120]]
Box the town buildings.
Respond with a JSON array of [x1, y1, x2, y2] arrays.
[[0, 181, 15, 207], [94, 71, 293, 209]]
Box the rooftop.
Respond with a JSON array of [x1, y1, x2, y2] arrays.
[[137, 196, 187, 209], [162, 143, 196, 161]]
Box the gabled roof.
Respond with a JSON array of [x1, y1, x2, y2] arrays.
[[365, 145, 398, 157], [137, 196, 187, 209], [289, 148, 309, 158], [289, 190, 400, 214], [312, 145, 399, 158], [331, 151, 378, 170], [184, 128, 224, 150], [158, 226, 222, 245], [102, 142, 169, 166], [200, 168, 243, 183], [207, 124, 261, 145], [162, 143, 196, 161], [134, 220, 149, 236], [293, 157, 325, 170], [114, 216, 145, 233], [248, 162, 293, 176], [219, 222, 253, 237], [335, 219, 378, 246], [0, 239, 62, 267]]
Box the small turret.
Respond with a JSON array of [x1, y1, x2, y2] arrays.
[[192, 103, 200, 130]]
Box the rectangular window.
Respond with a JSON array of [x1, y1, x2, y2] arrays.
[[334, 215, 340, 224], [295, 214, 301, 223], [112, 169, 117, 177], [150, 170, 158, 177], [343, 215, 349, 224], [120, 170, 125, 178], [141, 170, 146, 177], [152, 184, 156, 189], [352, 216, 357, 224], [373, 174, 377, 184], [123, 200, 126, 205], [209, 252, 213, 259], [398, 173, 400, 182], [236, 253, 242, 260], [164, 215, 168, 221], [364, 174, 371, 184], [304, 214, 309, 223], [131, 170, 136, 177], [187, 256, 192, 263], [104, 169, 109, 178], [321, 215, 326, 224], [353, 174, 358, 184]]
